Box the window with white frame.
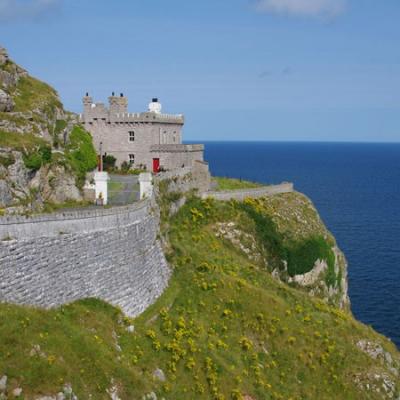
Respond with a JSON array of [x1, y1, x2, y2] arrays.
[[129, 154, 135, 164], [129, 131, 135, 142]]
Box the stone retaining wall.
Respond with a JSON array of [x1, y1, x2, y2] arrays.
[[201, 182, 294, 201], [0, 201, 170, 316]]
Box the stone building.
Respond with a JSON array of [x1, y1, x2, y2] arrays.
[[80, 93, 205, 172]]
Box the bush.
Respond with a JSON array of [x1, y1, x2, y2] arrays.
[[237, 201, 336, 279], [120, 161, 130, 173], [66, 125, 98, 187], [286, 236, 335, 278], [102, 154, 117, 171], [23, 145, 52, 171]]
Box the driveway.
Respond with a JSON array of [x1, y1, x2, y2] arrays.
[[108, 174, 140, 206]]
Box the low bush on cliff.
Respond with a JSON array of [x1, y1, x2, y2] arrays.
[[0, 130, 52, 170], [65, 125, 98, 187]]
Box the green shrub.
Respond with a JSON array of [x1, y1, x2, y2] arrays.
[[236, 202, 287, 269], [23, 145, 52, 171], [66, 125, 97, 187], [286, 236, 335, 278], [102, 154, 117, 171], [237, 201, 336, 280], [120, 161, 130, 172]]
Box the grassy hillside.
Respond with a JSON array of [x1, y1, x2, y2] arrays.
[[0, 193, 398, 399]]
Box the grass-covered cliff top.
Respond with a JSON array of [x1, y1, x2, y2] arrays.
[[212, 177, 262, 191], [0, 192, 398, 399]]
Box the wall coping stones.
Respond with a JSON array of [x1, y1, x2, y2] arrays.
[[201, 182, 294, 201], [0, 200, 150, 240]]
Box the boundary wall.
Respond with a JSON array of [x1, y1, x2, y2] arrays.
[[0, 200, 170, 316], [201, 182, 294, 201]]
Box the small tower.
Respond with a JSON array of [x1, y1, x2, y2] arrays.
[[83, 92, 93, 115], [109, 92, 128, 115], [148, 98, 162, 114]]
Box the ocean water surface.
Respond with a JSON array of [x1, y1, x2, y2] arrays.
[[200, 141, 400, 347]]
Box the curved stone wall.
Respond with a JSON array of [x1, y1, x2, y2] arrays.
[[0, 201, 170, 316]]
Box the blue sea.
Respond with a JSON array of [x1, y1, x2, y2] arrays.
[[202, 141, 400, 348]]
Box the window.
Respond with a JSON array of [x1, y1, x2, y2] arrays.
[[129, 154, 135, 164], [129, 131, 135, 142]]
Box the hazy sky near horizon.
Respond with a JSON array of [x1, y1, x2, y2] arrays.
[[0, 0, 399, 142]]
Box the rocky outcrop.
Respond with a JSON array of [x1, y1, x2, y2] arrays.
[[288, 245, 350, 309], [0, 47, 8, 65], [0, 44, 88, 212], [0, 89, 13, 111], [30, 163, 82, 204]]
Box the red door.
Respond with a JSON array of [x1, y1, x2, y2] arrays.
[[152, 158, 160, 173]]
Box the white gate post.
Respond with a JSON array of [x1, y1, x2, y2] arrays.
[[139, 172, 153, 200], [94, 171, 110, 205]]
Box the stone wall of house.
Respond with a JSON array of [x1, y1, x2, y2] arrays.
[[156, 160, 211, 194], [0, 201, 171, 316], [150, 144, 205, 171]]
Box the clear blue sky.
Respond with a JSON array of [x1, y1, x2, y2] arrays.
[[0, 0, 399, 142]]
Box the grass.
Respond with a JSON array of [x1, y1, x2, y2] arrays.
[[0, 192, 398, 399], [213, 177, 262, 191], [41, 200, 93, 213], [12, 76, 62, 122], [0, 130, 48, 152]]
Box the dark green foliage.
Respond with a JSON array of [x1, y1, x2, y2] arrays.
[[66, 125, 98, 187], [236, 202, 287, 270], [102, 154, 117, 171], [286, 236, 335, 277], [23, 145, 52, 170], [120, 161, 130, 172], [54, 119, 67, 135], [237, 201, 336, 280]]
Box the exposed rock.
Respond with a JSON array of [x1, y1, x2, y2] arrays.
[[357, 339, 399, 376], [142, 393, 157, 400], [126, 325, 135, 333], [288, 258, 328, 286], [107, 385, 121, 400], [0, 89, 13, 112], [30, 164, 82, 203], [12, 387, 22, 397], [0, 47, 8, 66], [214, 221, 262, 262], [354, 371, 397, 399], [153, 368, 166, 382], [0, 375, 7, 392], [0, 179, 13, 207], [7, 152, 32, 197], [30, 344, 46, 358]]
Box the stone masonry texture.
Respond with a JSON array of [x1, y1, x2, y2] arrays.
[[0, 201, 171, 317]]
